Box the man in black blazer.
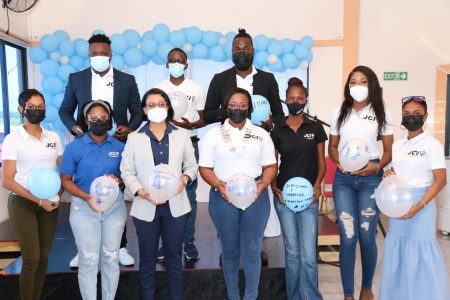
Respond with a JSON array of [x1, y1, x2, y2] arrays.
[[59, 34, 143, 140], [59, 34, 142, 268], [204, 29, 284, 130]]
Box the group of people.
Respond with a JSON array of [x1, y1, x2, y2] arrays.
[[2, 28, 449, 300]]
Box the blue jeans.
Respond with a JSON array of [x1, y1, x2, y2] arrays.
[[274, 194, 323, 300], [133, 203, 187, 300], [209, 187, 270, 300], [69, 195, 127, 300], [333, 166, 382, 297], [184, 140, 198, 244]]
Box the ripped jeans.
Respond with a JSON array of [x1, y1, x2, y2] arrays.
[[333, 166, 381, 297], [70, 194, 127, 300]]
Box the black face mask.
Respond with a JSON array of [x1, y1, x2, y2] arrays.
[[24, 109, 46, 124], [227, 109, 248, 124], [287, 102, 306, 115], [232, 51, 253, 71], [89, 120, 110, 136], [401, 115, 424, 131]]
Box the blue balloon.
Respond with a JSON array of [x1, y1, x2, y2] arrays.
[[300, 36, 314, 49], [152, 55, 166, 65], [306, 50, 313, 62], [42, 76, 64, 94], [185, 26, 202, 44], [70, 55, 84, 70], [40, 59, 60, 77], [92, 29, 106, 35], [192, 44, 208, 59], [254, 51, 269, 68], [123, 48, 144, 68], [253, 35, 269, 51], [282, 177, 313, 212], [108, 122, 117, 136], [40, 34, 59, 53], [45, 104, 59, 122], [250, 95, 271, 125], [268, 39, 282, 55], [29, 46, 48, 64], [141, 38, 157, 57], [109, 34, 127, 55], [83, 58, 91, 69], [123, 29, 141, 48], [111, 55, 125, 70], [50, 51, 61, 61], [52, 93, 64, 107], [169, 30, 186, 48], [59, 40, 75, 56], [53, 30, 70, 43], [282, 53, 299, 69], [141, 54, 151, 65], [41, 91, 53, 104], [210, 45, 226, 62], [293, 44, 309, 61], [157, 42, 173, 60], [58, 64, 75, 81], [152, 23, 170, 42], [268, 60, 284, 73], [224, 40, 233, 59], [281, 38, 295, 54], [142, 30, 153, 41], [28, 167, 61, 199], [225, 31, 236, 43], [75, 40, 89, 58], [203, 31, 220, 47]]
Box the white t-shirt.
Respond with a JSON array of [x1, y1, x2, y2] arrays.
[[155, 78, 206, 137], [2, 126, 63, 189], [236, 66, 258, 95], [330, 104, 393, 159], [91, 67, 114, 106], [392, 132, 446, 188], [199, 119, 276, 182]]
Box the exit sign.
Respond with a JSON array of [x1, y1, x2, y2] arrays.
[[384, 72, 408, 81]]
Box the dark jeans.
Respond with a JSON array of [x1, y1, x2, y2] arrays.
[[8, 193, 58, 300], [184, 140, 199, 244], [133, 203, 187, 300]]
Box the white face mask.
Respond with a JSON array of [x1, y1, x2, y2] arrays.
[[90, 55, 110, 73], [350, 85, 369, 102], [147, 107, 168, 123]]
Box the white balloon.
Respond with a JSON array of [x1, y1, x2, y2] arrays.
[[339, 137, 370, 172], [168, 90, 189, 120], [90, 176, 120, 212], [267, 54, 278, 65], [227, 174, 257, 210], [374, 175, 413, 218], [148, 164, 180, 202]]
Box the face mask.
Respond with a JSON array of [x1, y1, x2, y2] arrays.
[[168, 63, 185, 78], [89, 120, 110, 136], [90, 55, 110, 73], [232, 51, 253, 71], [287, 102, 306, 115], [401, 115, 424, 131], [24, 109, 46, 124], [227, 109, 248, 123], [147, 107, 168, 123], [350, 85, 369, 102]]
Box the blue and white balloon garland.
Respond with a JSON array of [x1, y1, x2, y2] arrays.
[[29, 24, 314, 142]]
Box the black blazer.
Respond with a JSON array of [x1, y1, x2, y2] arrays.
[[59, 68, 144, 134], [204, 67, 285, 126]]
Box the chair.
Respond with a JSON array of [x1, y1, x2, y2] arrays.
[[320, 157, 336, 214]]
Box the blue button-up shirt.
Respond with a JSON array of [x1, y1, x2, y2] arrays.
[[138, 122, 177, 165], [60, 134, 124, 193]]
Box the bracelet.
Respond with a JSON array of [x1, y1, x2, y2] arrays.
[[418, 201, 426, 209]]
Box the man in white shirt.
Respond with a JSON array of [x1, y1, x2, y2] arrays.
[[154, 48, 206, 261]]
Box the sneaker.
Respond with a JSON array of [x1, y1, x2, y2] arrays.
[[119, 248, 135, 266], [157, 246, 164, 261], [69, 254, 79, 268], [184, 242, 200, 261]]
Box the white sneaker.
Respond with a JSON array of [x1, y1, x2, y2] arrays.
[[70, 254, 79, 268], [119, 247, 134, 266]]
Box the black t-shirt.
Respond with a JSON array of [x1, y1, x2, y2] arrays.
[[271, 117, 328, 189]]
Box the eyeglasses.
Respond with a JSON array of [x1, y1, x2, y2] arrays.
[[25, 104, 46, 110], [286, 97, 306, 103], [146, 102, 167, 109], [227, 103, 249, 110], [87, 115, 109, 122], [401, 96, 426, 104], [168, 58, 186, 64]]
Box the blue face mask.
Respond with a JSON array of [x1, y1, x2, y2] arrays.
[[168, 63, 185, 78], [90, 55, 110, 73]]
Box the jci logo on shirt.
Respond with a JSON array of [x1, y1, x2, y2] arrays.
[[304, 133, 314, 140], [362, 115, 376, 122], [108, 151, 120, 158], [106, 82, 114, 87], [243, 133, 263, 141], [408, 150, 426, 156], [46, 142, 56, 148]]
